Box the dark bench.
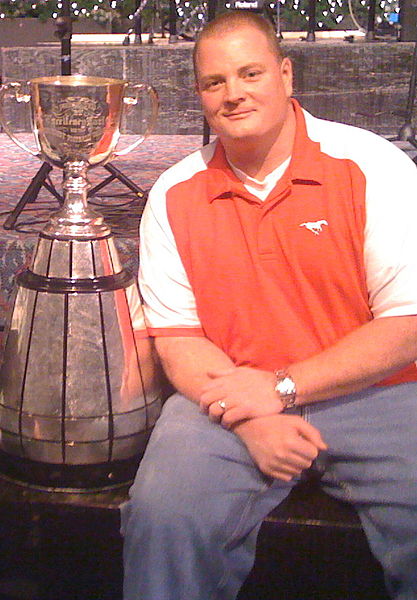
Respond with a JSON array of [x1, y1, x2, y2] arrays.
[[0, 474, 388, 600]]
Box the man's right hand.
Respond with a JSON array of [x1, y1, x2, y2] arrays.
[[233, 415, 327, 481]]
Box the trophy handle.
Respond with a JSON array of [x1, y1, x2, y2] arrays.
[[113, 83, 159, 157], [0, 82, 41, 159]]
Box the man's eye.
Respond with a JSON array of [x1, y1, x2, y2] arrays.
[[246, 71, 261, 79], [206, 80, 222, 89]]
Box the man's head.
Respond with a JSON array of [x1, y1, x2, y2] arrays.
[[193, 11, 284, 76], [193, 11, 294, 156]]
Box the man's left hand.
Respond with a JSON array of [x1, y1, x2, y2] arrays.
[[199, 366, 282, 427]]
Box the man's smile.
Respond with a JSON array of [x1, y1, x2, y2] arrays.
[[223, 109, 255, 119]]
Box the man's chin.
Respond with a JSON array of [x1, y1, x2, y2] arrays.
[[220, 129, 262, 144]]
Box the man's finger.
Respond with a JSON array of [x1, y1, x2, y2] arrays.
[[295, 419, 327, 450]]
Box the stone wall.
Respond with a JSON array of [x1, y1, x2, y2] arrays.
[[287, 42, 415, 136], [1, 40, 416, 137]]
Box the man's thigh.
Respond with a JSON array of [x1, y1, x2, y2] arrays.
[[122, 393, 296, 543], [303, 383, 417, 504], [304, 383, 417, 597]]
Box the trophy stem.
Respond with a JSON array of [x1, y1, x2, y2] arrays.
[[42, 161, 111, 239]]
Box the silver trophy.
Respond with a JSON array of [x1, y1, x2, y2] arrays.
[[0, 75, 162, 490]]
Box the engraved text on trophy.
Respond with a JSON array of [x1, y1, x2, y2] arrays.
[[39, 92, 108, 162]]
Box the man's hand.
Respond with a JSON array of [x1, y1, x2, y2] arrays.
[[234, 415, 327, 481], [199, 366, 281, 426]]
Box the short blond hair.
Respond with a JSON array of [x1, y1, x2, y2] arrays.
[[193, 11, 283, 78]]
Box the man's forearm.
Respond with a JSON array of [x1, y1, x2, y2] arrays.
[[155, 335, 234, 403], [155, 315, 417, 425], [198, 315, 417, 426], [290, 315, 417, 405]]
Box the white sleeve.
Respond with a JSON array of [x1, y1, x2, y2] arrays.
[[138, 174, 203, 335], [365, 141, 417, 318]]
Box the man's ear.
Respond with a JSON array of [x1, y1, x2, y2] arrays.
[[281, 57, 293, 98]]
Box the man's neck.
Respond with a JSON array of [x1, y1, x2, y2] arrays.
[[222, 104, 296, 180]]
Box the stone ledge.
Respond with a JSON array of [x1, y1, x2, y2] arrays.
[[1, 41, 416, 136]]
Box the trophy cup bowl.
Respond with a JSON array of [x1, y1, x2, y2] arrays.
[[0, 75, 159, 238], [1, 74, 158, 168], [0, 76, 162, 490]]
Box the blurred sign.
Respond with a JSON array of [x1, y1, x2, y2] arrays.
[[232, 0, 264, 10]]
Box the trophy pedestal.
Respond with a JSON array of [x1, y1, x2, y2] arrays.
[[0, 448, 146, 491], [0, 232, 161, 491]]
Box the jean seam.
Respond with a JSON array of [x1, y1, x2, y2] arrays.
[[213, 481, 271, 594], [303, 404, 353, 502]]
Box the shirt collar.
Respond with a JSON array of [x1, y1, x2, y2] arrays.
[[205, 143, 256, 203], [288, 98, 324, 185], [205, 98, 323, 204]]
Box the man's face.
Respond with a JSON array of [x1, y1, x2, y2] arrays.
[[195, 26, 293, 148]]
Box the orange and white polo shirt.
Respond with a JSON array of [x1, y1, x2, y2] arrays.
[[139, 99, 417, 384]]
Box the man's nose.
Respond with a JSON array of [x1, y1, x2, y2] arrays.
[[224, 78, 245, 103]]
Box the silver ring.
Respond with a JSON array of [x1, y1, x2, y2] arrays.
[[218, 400, 227, 411]]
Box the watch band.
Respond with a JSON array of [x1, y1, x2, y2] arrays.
[[274, 369, 297, 410]]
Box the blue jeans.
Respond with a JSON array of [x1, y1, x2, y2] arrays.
[[121, 384, 417, 600]]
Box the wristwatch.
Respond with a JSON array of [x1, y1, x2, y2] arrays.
[[274, 369, 297, 410]]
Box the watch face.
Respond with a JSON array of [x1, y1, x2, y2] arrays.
[[279, 377, 295, 396], [274, 371, 296, 409]]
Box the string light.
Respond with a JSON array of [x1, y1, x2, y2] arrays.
[[0, 0, 400, 33]]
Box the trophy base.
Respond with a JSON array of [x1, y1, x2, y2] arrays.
[[0, 444, 149, 492]]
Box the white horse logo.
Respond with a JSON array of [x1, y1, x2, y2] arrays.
[[299, 220, 328, 235]]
